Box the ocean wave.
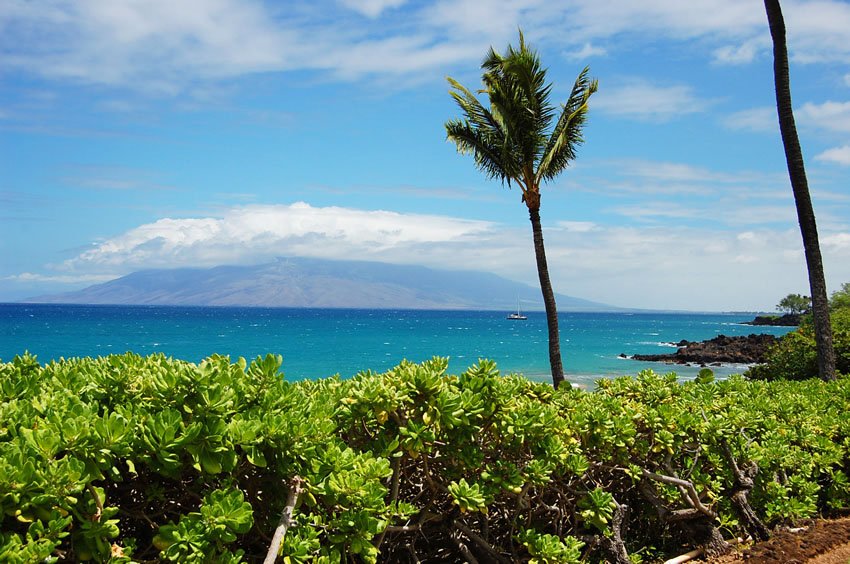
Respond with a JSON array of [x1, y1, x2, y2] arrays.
[[633, 341, 678, 348]]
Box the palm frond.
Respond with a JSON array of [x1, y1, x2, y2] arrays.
[[447, 77, 502, 133], [481, 45, 504, 74], [483, 40, 552, 176], [448, 70, 527, 184], [445, 119, 511, 183], [537, 67, 598, 183], [445, 30, 593, 193]]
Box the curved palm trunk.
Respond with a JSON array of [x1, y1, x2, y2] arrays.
[[528, 207, 565, 388], [764, 0, 836, 381]]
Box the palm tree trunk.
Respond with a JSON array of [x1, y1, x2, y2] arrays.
[[528, 207, 566, 388], [764, 0, 836, 381]]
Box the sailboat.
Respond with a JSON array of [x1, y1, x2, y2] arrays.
[[506, 298, 528, 320]]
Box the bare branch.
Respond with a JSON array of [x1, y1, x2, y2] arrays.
[[384, 523, 422, 533], [452, 533, 480, 564], [453, 521, 511, 564], [263, 476, 305, 564], [642, 469, 715, 518], [376, 456, 403, 549], [87, 483, 104, 522]]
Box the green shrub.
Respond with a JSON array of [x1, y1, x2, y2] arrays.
[[747, 308, 850, 380], [831, 283, 850, 311], [1, 353, 849, 562]]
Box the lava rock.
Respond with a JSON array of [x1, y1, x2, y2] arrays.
[[742, 313, 801, 326], [630, 334, 778, 365]]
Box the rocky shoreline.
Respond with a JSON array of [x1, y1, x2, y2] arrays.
[[620, 334, 778, 367], [741, 313, 801, 326]]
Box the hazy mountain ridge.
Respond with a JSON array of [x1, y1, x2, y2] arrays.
[[25, 257, 622, 311]]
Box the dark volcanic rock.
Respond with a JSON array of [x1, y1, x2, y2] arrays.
[[629, 334, 778, 366], [742, 313, 801, 326]]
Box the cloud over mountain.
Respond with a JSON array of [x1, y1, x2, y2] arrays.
[[29, 199, 849, 312], [59, 202, 493, 272]]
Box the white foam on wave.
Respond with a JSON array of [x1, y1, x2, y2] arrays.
[[634, 341, 678, 348]]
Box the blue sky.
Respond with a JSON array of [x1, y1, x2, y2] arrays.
[[2, 0, 849, 311]]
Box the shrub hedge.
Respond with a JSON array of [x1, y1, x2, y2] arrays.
[[747, 307, 850, 380], [1, 353, 849, 562]]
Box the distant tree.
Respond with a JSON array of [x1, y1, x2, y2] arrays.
[[763, 0, 836, 381], [777, 293, 811, 315], [445, 31, 597, 389], [830, 282, 850, 311]]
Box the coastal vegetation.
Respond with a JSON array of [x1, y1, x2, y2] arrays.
[[445, 31, 597, 389], [2, 352, 848, 562], [763, 0, 836, 381], [3, 9, 848, 564], [776, 293, 811, 316], [831, 283, 850, 311], [747, 283, 850, 381]]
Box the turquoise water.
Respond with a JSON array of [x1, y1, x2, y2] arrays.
[[0, 304, 795, 388]]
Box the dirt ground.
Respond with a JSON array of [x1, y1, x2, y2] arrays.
[[701, 518, 850, 564]]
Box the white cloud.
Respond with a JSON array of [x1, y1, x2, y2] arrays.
[[712, 37, 769, 65], [562, 0, 764, 43], [618, 160, 728, 183], [13, 199, 848, 311], [539, 225, 850, 311], [556, 220, 598, 232], [2, 0, 850, 94], [561, 157, 824, 231], [737, 231, 758, 243], [423, 0, 549, 38], [782, 0, 850, 64], [58, 202, 494, 272], [813, 188, 850, 204], [822, 232, 850, 251], [312, 34, 481, 79], [721, 107, 777, 132], [564, 42, 606, 61], [796, 100, 850, 133], [339, 0, 406, 18], [713, 43, 757, 65], [569, 1, 849, 66], [3, 272, 116, 284], [573, 158, 791, 203], [0, 0, 297, 92], [721, 205, 798, 226], [0, 0, 488, 93], [815, 145, 850, 166], [593, 80, 713, 121], [611, 202, 698, 221], [845, 73, 850, 87], [724, 101, 850, 140]]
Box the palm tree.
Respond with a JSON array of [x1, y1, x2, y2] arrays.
[[763, 0, 836, 381], [445, 31, 597, 389]]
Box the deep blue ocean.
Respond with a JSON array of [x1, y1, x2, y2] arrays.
[[0, 304, 795, 388]]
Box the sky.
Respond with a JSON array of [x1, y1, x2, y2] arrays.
[[1, 0, 850, 311]]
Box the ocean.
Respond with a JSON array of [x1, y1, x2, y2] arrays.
[[0, 304, 795, 388]]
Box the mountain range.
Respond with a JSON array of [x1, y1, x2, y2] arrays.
[[26, 257, 621, 311]]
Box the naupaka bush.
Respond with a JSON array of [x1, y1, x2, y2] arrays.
[[1, 353, 848, 562]]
